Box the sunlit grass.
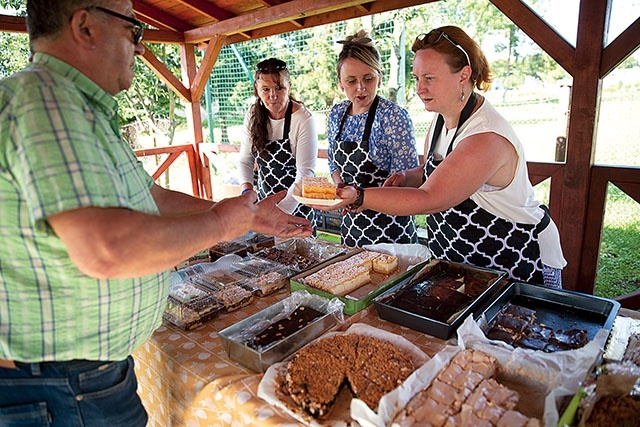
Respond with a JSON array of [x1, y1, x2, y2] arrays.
[[595, 185, 640, 299]]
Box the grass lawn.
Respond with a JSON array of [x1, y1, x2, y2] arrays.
[[594, 185, 640, 299]]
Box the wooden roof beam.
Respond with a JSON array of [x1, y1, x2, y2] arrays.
[[601, 16, 640, 78], [184, 0, 377, 44], [0, 14, 25, 33], [174, 0, 236, 21], [139, 47, 192, 102], [133, 0, 193, 32], [490, 0, 575, 76], [191, 35, 226, 101]]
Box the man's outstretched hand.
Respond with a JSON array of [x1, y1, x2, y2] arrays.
[[254, 191, 314, 237]]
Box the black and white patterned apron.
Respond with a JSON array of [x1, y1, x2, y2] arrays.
[[423, 93, 550, 284], [333, 96, 417, 247], [255, 102, 315, 223]]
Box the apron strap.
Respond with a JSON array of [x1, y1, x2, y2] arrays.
[[336, 95, 380, 149], [536, 204, 552, 233], [282, 100, 293, 141], [427, 92, 478, 158]]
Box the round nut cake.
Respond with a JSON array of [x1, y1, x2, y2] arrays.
[[283, 333, 414, 418]]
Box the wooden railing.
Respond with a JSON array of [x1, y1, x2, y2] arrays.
[[134, 143, 200, 196], [135, 143, 640, 309]]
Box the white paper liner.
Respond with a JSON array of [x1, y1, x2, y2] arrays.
[[257, 323, 430, 427], [459, 314, 605, 427], [350, 315, 607, 427], [603, 316, 640, 361], [361, 243, 431, 268]]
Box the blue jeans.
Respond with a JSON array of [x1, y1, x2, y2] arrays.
[[0, 356, 147, 427]]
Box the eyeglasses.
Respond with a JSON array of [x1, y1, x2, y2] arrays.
[[88, 6, 144, 45], [255, 59, 287, 72], [417, 29, 471, 69]]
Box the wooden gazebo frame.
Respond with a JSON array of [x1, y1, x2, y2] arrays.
[[1, 0, 638, 304]]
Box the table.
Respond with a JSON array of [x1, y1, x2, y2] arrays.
[[133, 286, 449, 426], [133, 286, 639, 427]]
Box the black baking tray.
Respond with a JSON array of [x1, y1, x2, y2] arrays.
[[480, 281, 620, 343], [373, 259, 508, 339]]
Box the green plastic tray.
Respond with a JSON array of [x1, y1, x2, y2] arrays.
[[290, 252, 428, 315]]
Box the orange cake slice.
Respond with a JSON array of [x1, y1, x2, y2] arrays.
[[301, 177, 336, 200]]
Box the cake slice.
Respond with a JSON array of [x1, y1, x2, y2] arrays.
[[372, 253, 399, 274], [301, 176, 336, 200]]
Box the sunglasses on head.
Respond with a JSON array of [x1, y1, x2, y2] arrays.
[[87, 5, 144, 45], [417, 29, 471, 68], [255, 59, 287, 72]]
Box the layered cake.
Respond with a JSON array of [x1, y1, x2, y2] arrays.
[[256, 247, 319, 271], [216, 284, 254, 312], [485, 302, 589, 352], [243, 233, 275, 253], [302, 250, 398, 296], [393, 349, 541, 426], [240, 270, 288, 296], [210, 240, 248, 260], [189, 270, 243, 290], [164, 283, 222, 330], [247, 305, 325, 350], [301, 176, 336, 199], [232, 257, 285, 276], [284, 334, 414, 417]]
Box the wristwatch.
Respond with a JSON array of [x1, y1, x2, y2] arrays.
[[347, 184, 365, 211]]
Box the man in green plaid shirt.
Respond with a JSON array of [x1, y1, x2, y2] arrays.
[[0, 1, 312, 426]]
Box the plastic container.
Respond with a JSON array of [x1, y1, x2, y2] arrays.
[[170, 254, 243, 285]]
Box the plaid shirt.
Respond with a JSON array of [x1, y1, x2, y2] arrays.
[[0, 53, 169, 362]]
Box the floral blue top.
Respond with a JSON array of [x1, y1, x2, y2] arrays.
[[327, 97, 418, 175]]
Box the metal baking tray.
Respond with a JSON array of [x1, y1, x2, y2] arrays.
[[373, 259, 508, 339], [218, 292, 344, 372], [290, 251, 428, 315], [479, 281, 620, 343]]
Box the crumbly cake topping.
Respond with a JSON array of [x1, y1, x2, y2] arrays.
[[284, 334, 413, 418]]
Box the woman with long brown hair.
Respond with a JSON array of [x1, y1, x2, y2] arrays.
[[238, 58, 319, 224]]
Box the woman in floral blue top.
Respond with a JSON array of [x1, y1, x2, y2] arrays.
[[327, 29, 419, 247]]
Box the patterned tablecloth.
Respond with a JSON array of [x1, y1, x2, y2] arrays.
[[133, 286, 449, 427]]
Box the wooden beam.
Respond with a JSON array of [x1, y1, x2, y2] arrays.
[[139, 48, 192, 102], [133, 0, 193, 32], [175, 0, 236, 21], [490, 0, 575, 76], [183, 0, 424, 44], [601, 16, 640, 78], [191, 35, 226, 102], [141, 29, 185, 44], [562, 0, 610, 293], [180, 44, 210, 198], [0, 14, 25, 33]]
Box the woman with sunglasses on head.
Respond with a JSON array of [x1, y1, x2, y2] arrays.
[[314, 26, 566, 288], [239, 58, 318, 225], [327, 29, 419, 248]]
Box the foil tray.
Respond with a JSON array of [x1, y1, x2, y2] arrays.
[[373, 259, 508, 339], [218, 291, 344, 373]]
